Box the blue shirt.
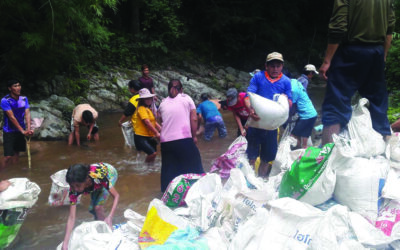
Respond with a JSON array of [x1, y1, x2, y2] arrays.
[[297, 74, 309, 90], [196, 100, 221, 122], [1, 95, 30, 133], [247, 71, 292, 101], [291, 79, 317, 120]]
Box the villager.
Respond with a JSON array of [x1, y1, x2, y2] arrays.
[[1, 80, 33, 167], [158, 79, 204, 192], [134, 88, 161, 163], [62, 163, 119, 250], [245, 52, 292, 177], [68, 104, 99, 146], [290, 79, 317, 149], [319, 0, 395, 145], [226, 88, 250, 137], [196, 93, 227, 141], [297, 64, 319, 90], [118, 80, 142, 127]]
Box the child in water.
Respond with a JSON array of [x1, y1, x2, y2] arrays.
[[134, 88, 161, 163], [62, 163, 119, 250]]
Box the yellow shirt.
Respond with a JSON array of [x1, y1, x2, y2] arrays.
[[129, 94, 139, 127], [134, 106, 156, 137]]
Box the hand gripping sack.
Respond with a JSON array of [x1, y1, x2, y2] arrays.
[[279, 143, 335, 206], [210, 136, 248, 179], [161, 173, 205, 208], [246, 93, 289, 130], [0, 178, 41, 249], [48, 169, 81, 206]]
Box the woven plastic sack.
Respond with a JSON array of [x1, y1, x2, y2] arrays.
[[48, 169, 81, 206], [0, 207, 29, 249], [375, 199, 400, 236], [348, 98, 386, 157], [210, 136, 247, 178], [0, 178, 40, 249], [161, 173, 204, 208], [246, 93, 289, 130], [139, 199, 189, 249], [279, 143, 335, 205], [121, 121, 135, 147]]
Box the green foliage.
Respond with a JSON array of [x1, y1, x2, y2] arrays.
[[388, 90, 400, 123]]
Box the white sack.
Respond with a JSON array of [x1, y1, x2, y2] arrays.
[[333, 154, 389, 223], [382, 168, 400, 200], [299, 147, 337, 206], [48, 169, 81, 206], [230, 198, 361, 250], [347, 98, 386, 157], [123, 208, 145, 234], [270, 136, 301, 176], [184, 173, 223, 231], [388, 132, 400, 169], [0, 178, 41, 210], [246, 92, 289, 130], [121, 121, 135, 147], [67, 221, 120, 250]]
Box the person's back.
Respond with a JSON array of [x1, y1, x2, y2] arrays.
[[159, 93, 195, 143], [319, 0, 395, 145], [334, 0, 394, 44], [197, 100, 221, 121], [290, 79, 317, 120]]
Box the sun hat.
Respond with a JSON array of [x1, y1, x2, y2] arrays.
[[266, 52, 284, 62], [226, 88, 238, 106], [137, 88, 156, 99], [304, 64, 319, 74]]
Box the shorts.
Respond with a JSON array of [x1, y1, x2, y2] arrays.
[[246, 127, 277, 163], [134, 134, 157, 155], [3, 132, 26, 156], [291, 116, 317, 137], [70, 117, 99, 134], [89, 163, 118, 217]]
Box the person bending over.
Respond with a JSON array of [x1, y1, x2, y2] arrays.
[[62, 162, 119, 250], [68, 104, 99, 146]]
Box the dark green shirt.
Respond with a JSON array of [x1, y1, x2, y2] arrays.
[[328, 0, 396, 44]]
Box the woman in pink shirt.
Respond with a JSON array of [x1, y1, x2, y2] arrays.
[[157, 79, 204, 192]]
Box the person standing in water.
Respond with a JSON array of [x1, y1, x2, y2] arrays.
[[134, 88, 161, 163], [1, 80, 33, 168], [62, 162, 119, 250], [157, 79, 204, 192]]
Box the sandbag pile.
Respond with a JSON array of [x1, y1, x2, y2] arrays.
[[61, 97, 400, 249], [0, 178, 41, 249]]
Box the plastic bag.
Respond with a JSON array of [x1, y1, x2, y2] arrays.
[[48, 169, 81, 206], [121, 121, 135, 147], [210, 136, 248, 178], [333, 137, 389, 223], [279, 143, 336, 206], [0, 178, 41, 210], [246, 93, 289, 130], [0, 178, 40, 249], [161, 173, 204, 208], [347, 98, 386, 157], [139, 199, 190, 249], [376, 199, 400, 236]]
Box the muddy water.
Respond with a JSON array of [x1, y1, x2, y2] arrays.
[[1, 88, 324, 249]]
